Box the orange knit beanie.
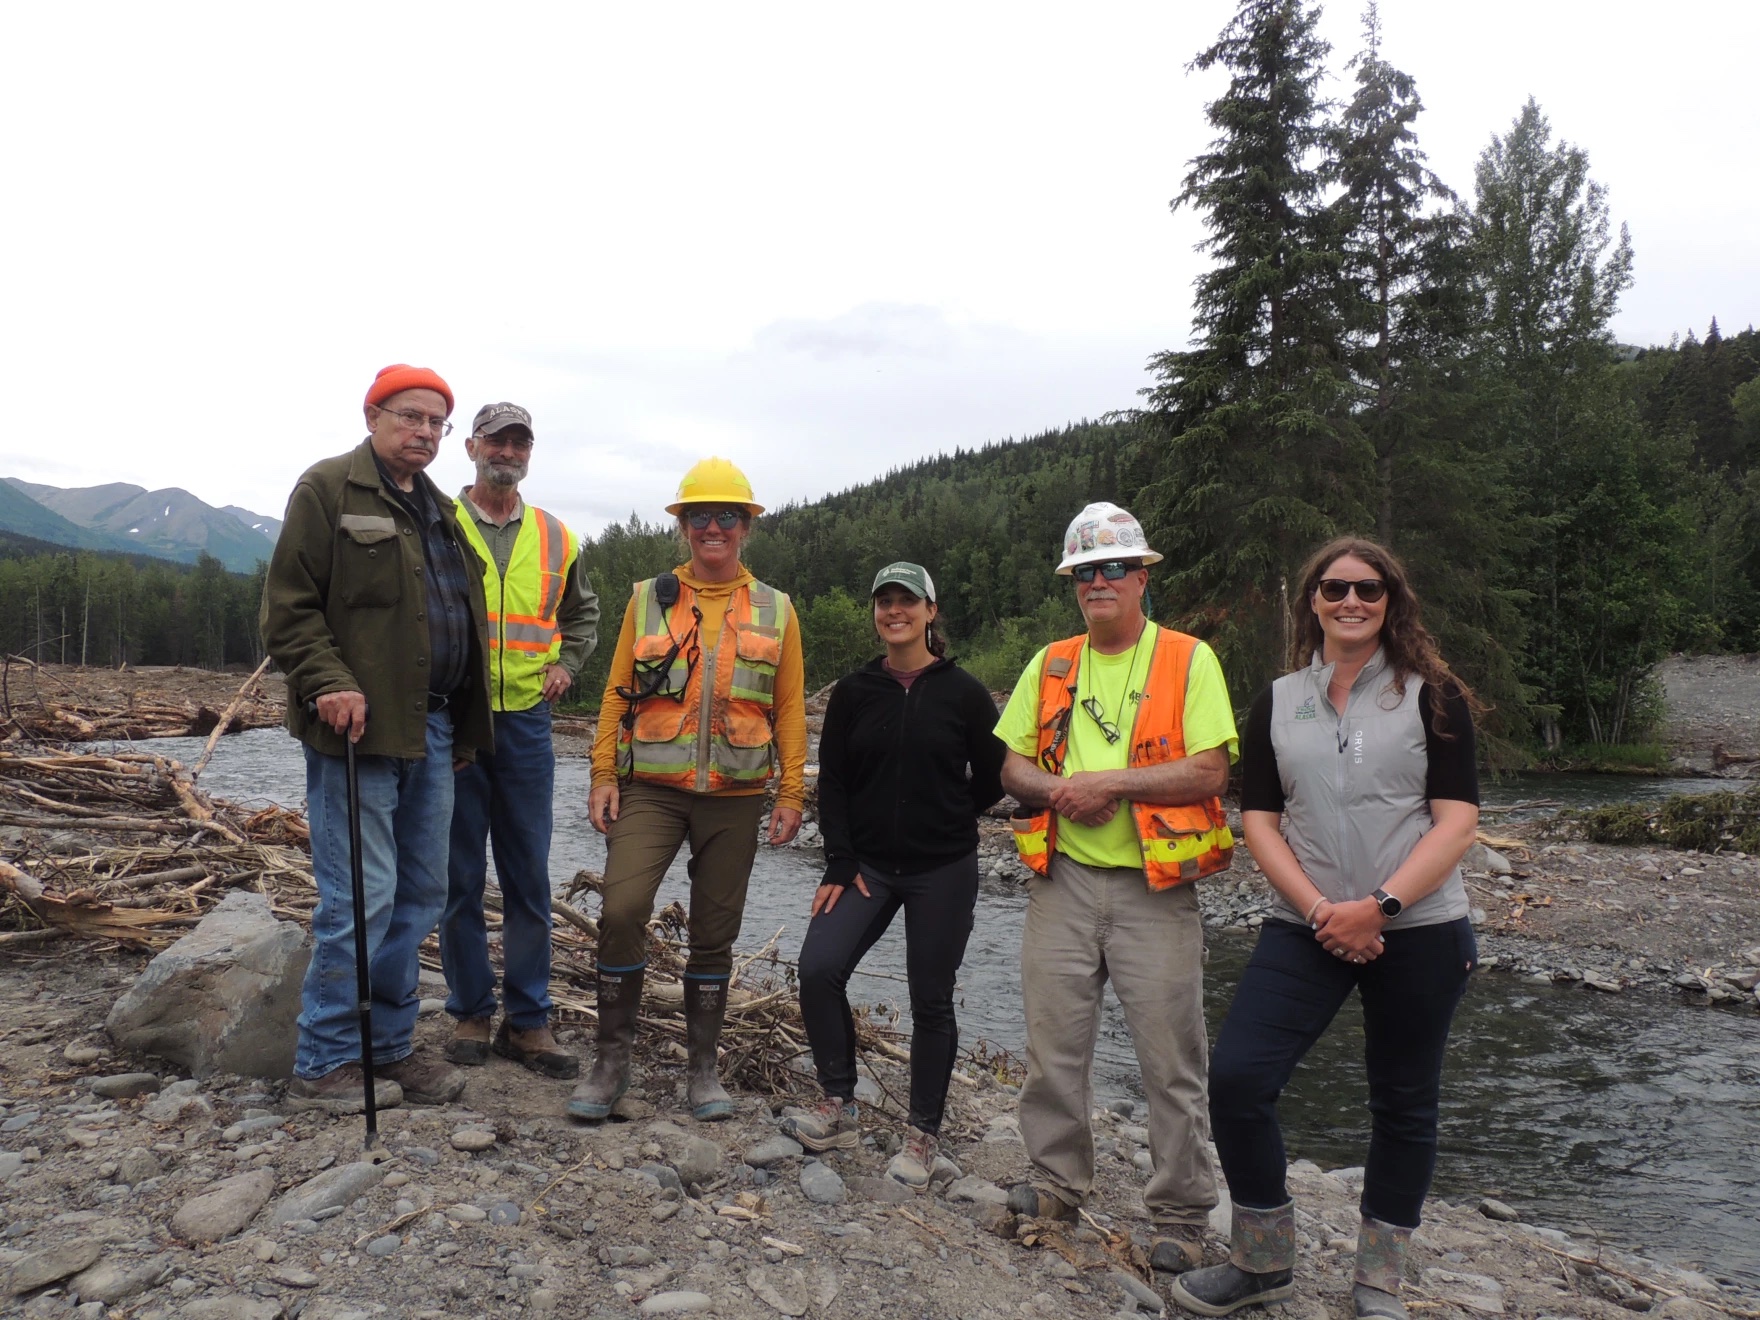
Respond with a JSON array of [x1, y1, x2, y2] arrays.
[[364, 364, 454, 414]]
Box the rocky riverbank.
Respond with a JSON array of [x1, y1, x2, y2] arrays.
[[2, 945, 1753, 1320]]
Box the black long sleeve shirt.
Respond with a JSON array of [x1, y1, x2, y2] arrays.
[[817, 656, 1006, 886]]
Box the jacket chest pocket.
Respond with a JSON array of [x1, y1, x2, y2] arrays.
[[338, 515, 403, 609]]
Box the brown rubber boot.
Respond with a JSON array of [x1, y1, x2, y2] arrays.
[[568, 965, 643, 1121], [683, 976, 734, 1121]]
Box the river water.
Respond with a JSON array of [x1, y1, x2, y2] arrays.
[[141, 730, 1760, 1286]]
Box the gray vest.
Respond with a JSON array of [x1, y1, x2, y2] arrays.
[[1265, 648, 1467, 930]]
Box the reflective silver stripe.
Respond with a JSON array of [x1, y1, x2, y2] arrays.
[[729, 582, 784, 706]]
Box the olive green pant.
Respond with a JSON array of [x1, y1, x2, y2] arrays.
[[597, 782, 765, 977]]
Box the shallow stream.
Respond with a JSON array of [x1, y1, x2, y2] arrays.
[[142, 730, 1760, 1286]]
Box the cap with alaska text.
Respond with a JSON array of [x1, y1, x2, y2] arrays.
[[471, 402, 533, 436]]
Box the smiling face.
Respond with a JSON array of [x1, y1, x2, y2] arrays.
[[366, 387, 449, 485], [1311, 552, 1388, 658], [465, 426, 532, 489], [1074, 562, 1147, 632], [680, 506, 749, 579], [873, 586, 935, 652]]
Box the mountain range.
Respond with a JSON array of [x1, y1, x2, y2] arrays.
[[0, 479, 280, 572]]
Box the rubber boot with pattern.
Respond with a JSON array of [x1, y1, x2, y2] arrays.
[[1167, 1199, 1296, 1317], [683, 976, 734, 1121]]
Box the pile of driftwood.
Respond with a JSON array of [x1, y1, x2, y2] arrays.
[[0, 742, 911, 1101], [1, 655, 284, 744]]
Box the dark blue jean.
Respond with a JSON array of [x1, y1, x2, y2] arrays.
[[441, 702, 557, 1029], [297, 710, 455, 1079], [796, 852, 979, 1134], [1208, 916, 1476, 1228]]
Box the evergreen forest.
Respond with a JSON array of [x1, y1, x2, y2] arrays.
[[4, 0, 1757, 768]]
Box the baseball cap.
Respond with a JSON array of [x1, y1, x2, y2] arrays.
[[471, 402, 533, 436], [870, 561, 936, 603]]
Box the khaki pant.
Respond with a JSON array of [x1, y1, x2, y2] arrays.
[[597, 783, 765, 977], [1018, 853, 1217, 1227]]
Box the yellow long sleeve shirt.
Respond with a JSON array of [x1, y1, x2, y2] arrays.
[[590, 565, 807, 810]]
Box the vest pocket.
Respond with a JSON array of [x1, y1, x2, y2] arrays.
[[633, 703, 689, 743]]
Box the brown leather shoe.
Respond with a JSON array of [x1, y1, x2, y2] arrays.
[[447, 1017, 494, 1066], [285, 1063, 403, 1115], [1005, 1184, 1079, 1222], [493, 1021, 579, 1079], [1150, 1222, 1207, 1273], [377, 1052, 467, 1105]]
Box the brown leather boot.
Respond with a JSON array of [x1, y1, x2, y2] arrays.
[[683, 976, 733, 1121], [446, 1016, 493, 1066], [568, 965, 643, 1121], [493, 1020, 579, 1079]]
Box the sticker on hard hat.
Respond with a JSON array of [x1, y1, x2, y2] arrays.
[[1107, 511, 1133, 523], [1116, 526, 1143, 547]]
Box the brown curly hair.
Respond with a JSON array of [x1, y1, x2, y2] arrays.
[[1289, 536, 1485, 737]]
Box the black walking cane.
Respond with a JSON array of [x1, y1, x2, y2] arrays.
[[308, 699, 379, 1149]]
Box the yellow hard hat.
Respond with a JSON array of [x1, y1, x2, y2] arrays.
[[665, 456, 764, 516]]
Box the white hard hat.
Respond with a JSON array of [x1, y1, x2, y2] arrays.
[[1055, 501, 1163, 575]]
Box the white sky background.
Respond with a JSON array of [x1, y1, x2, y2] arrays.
[[1, 1, 1755, 538]]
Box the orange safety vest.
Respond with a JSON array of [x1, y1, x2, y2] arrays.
[[1011, 628, 1234, 889], [616, 576, 790, 793]]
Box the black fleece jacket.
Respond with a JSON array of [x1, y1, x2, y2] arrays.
[[817, 656, 1006, 886]]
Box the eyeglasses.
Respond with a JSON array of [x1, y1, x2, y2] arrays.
[[378, 407, 453, 437], [686, 509, 746, 531], [1080, 695, 1121, 743], [1316, 578, 1388, 604], [476, 432, 533, 452], [1073, 560, 1140, 584]]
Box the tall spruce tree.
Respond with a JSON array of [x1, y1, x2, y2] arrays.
[[1140, 0, 1371, 700], [1468, 99, 1689, 747], [1330, 5, 1530, 751]]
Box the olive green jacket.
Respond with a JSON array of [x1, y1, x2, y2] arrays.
[[260, 438, 494, 761]]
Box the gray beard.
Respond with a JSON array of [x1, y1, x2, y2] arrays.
[[478, 460, 526, 488]]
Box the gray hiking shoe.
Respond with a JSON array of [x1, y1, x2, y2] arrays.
[[886, 1126, 940, 1190], [784, 1096, 860, 1151]]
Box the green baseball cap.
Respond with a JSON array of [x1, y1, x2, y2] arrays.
[[870, 561, 936, 603]]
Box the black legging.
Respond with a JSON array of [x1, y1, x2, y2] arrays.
[[1208, 916, 1476, 1228], [796, 852, 979, 1135]]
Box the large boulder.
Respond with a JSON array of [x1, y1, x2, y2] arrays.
[[106, 891, 310, 1079]]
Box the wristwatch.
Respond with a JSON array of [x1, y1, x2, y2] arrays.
[[1371, 888, 1403, 919]]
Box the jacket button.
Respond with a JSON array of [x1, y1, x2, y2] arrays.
[[416, 613, 426, 622], [414, 566, 424, 576], [367, 549, 377, 558], [402, 527, 412, 534], [414, 700, 424, 712], [417, 656, 428, 667]]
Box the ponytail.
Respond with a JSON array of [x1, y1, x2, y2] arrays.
[[925, 620, 947, 658]]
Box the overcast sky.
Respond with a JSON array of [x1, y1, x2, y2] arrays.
[[2, 2, 1754, 538]]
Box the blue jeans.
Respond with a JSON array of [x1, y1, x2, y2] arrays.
[[295, 710, 455, 1079], [441, 702, 556, 1028], [1208, 917, 1477, 1228]]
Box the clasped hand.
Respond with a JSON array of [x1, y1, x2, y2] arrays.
[[1047, 771, 1119, 826], [1311, 897, 1386, 963]]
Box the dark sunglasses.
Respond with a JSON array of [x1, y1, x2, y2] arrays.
[[686, 509, 746, 531], [1073, 560, 1141, 584], [1316, 577, 1388, 603]]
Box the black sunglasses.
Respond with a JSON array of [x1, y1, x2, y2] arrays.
[[1316, 577, 1388, 603], [1072, 560, 1141, 584], [686, 509, 746, 531], [1080, 696, 1121, 743]]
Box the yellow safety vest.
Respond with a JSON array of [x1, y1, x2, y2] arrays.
[[617, 576, 790, 792], [1011, 629, 1235, 889], [453, 499, 578, 712]]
